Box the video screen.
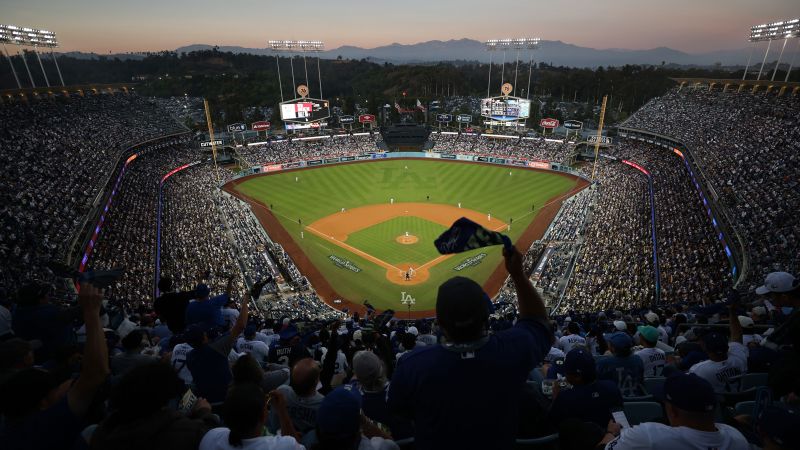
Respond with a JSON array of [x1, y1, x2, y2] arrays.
[[480, 97, 531, 121], [280, 99, 330, 123]]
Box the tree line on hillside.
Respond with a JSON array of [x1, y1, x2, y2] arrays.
[[2, 48, 792, 125]]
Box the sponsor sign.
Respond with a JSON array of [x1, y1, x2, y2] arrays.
[[340, 156, 356, 162], [453, 253, 487, 271], [440, 154, 457, 160], [456, 154, 473, 161], [457, 114, 472, 124], [307, 159, 323, 166], [564, 120, 583, 130], [587, 135, 613, 145], [527, 161, 550, 169], [263, 164, 282, 172], [340, 115, 355, 124], [357, 154, 372, 160], [329, 255, 361, 273], [252, 121, 271, 131], [200, 139, 224, 147], [489, 157, 506, 164], [476, 156, 488, 162], [324, 157, 340, 164], [436, 113, 453, 123], [511, 159, 527, 166], [358, 114, 376, 123], [227, 123, 246, 132], [283, 161, 305, 169], [285, 121, 328, 130], [539, 118, 559, 129]]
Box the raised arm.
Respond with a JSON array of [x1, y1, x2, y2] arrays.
[[504, 246, 546, 319], [68, 282, 110, 417]]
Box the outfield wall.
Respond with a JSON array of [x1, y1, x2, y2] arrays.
[[228, 150, 589, 185]]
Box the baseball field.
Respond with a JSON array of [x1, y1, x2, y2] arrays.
[[226, 159, 585, 316]]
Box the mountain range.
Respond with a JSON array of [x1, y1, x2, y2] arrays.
[[62, 38, 797, 68]]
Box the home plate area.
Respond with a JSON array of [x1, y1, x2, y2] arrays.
[[305, 202, 507, 286]]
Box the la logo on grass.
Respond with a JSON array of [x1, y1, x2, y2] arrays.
[[400, 291, 416, 305], [379, 167, 436, 189]]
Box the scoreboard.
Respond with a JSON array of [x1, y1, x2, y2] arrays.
[[280, 98, 330, 123], [480, 96, 531, 122]]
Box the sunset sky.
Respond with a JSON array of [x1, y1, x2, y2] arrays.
[[3, 0, 797, 54]]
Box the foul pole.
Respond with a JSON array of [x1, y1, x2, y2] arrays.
[[590, 95, 608, 182], [203, 99, 221, 183]]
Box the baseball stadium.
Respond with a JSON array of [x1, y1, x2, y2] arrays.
[[1, 3, 799, 450]]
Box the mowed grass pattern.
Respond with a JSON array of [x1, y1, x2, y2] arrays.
[[346, 216, 446, 266], [233, 159, 577, 311]]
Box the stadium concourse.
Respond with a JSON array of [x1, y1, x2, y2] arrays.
[[0, 88, 797, 450]]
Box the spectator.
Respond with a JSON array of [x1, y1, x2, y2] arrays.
[[635, 325, 667, 377], [596, 331, 644, 397], [153, 276, 196, 334], [549, 348, 623, 429], [185, 276, 235, 330], [557, 321, 586, 353], [110, 329, 158, 378], [270, 357, 324, 436], [0, 282, 109, 450], [200, 383, 303, 450], [387, 246, 551, 450], [12, 282, 79, 363], [237, 325, 271, 367], [90, 362, 217, 450], [597, 373, 749, 449], [688, 303, 747, 393], [313, 388, 399, 450]]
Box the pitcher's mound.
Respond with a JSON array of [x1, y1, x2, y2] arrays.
[[395, 234, 419, 245]]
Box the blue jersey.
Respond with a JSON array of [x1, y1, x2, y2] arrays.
[[596, 354, 645, 397], [388, 318, 550, 450]]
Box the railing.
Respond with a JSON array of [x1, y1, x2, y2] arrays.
[[617, 127, 747, 287]]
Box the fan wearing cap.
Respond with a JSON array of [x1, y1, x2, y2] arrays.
[[635, 326, 666, 377], [756, 272, 800, 351], [185, 274, 236, 331], [596, 331, 645, 397], [643, 311, 669, 344], [11, 281, 79, 363], [186, 280, 264, 403], [237, 325, 270, 368], [153, 276, 197, 334], [549, 348, 623, 429], [314, 388, 399, 450], [343, 351, 414, 441], [387, 246, 551, 450], [688, 302, 747, 394], [598, 373, 749, 449]]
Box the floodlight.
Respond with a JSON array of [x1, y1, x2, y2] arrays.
[[749, 18, 799, 42], [0, 24, 58, 47]]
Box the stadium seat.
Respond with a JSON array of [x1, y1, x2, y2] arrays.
[[739, 373, 769, 392], [623, 402, 664, 426], [623, 394, 654, 402], [515, 433, 559, 448], [643, 377, 665, 395], [733, 401, 756, 417]]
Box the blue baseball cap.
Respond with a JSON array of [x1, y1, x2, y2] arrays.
[[194, 284, 211, 298], [701, 331, 729, 355], [658, 373, 716, 413], [279, 325, 298, 341], [563, 348, 596, 378], [316, 388, 361, 437], [604, 331, 633, 350]]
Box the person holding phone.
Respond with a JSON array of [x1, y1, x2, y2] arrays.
[[597, 373, 749, 449]]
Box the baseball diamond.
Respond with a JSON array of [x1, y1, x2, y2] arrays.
[[226, 158, 586, 316]]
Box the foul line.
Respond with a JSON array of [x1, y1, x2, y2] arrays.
[[304, 225, 405, 273]]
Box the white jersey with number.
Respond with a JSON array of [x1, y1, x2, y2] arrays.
[[171, 342, 194, 384], [604, 422, 749, 450], [558, 334, 586, 353], [688, 342, 748, 393], [238, 338, 270, 365], [635, 347, 666, 377]]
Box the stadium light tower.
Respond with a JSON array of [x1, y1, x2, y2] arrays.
[[486, 38, 539, 97], [746, 18, 799, 81], [269, 40, 325, 99], [0, 24, 65, 89]]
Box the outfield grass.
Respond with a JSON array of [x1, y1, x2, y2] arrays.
[[232, 159, 577, 312]]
